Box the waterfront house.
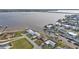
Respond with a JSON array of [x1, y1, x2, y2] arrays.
[[46, 24, 54, 30], [45, 40, 56, 47], [26, 29, 35, 35], [26, 29, 42, 39], [56, 22, 61, 26]]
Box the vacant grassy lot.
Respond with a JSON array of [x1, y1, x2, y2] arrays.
[[11, 38, 34, 49]]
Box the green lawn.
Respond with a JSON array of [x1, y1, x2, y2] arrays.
[[11, 38, 34, 49], [14, 32, 22, 37], [56, 40, 65, 48], [35, 39, 43, 46]]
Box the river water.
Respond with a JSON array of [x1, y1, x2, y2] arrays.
[[0, 12, 65, 31]]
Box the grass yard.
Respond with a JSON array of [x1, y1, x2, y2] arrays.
[[11, 38, 34, 49], [14, 32, 22, 37], [34, 39, 43, 46], [56, 40, 65, 48]]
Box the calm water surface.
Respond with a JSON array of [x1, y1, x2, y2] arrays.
[[0, 12, 65, 31]]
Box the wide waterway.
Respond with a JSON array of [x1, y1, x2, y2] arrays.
[[0, 12, 65, 31]]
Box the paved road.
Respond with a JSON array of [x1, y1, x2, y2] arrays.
[[22, 34, 42, 49], [59, 36, 79, 49], [46, 34, 79, 49], [0, 36, 24, 45], [0, 34, 42, 49]]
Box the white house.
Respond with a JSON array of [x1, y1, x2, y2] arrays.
[[34, 32, 41, 37], [26, 29, 41, 38], [63, 24, 71, 29], [68, 32, 77, 37], [56, 22, 61, 26], [46, 25, 52, 29], [67, 32, 78, 40], [26, 29, 35, 35], [45, 40, 56, 47]]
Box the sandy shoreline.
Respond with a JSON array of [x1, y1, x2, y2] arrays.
[[0, 27, 26, 33]]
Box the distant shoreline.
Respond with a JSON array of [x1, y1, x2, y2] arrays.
[[1, 27, 25, 33]]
